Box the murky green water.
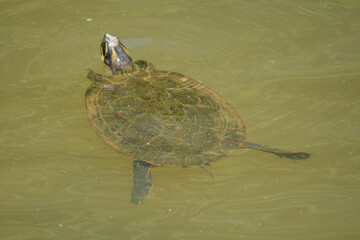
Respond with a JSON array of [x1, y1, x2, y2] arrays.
[[1, 0, 360, 239]]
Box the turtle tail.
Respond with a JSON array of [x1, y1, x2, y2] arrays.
[[242, 142, 310, 160], [131, 160, 153, 204]]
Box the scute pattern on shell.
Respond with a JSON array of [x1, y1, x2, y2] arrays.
[[85, 70, 246, 167]]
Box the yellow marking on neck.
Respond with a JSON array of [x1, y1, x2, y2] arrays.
[[119, 42, 131, 57]]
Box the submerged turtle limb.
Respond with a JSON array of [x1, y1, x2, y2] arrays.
[[201, 163, 214, 180], [242, 142, 311, 160], [134, 60, 155, 71], [87, 69, 110, 83], [131, 160, 154, 204]]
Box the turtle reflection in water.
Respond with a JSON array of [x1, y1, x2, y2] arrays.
[[85, 33, 310, 204]]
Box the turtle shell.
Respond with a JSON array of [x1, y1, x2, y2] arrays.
[[85, 70, 246, 167]]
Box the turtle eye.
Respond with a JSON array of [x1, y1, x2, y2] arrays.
[[101, 41, 108, 56]]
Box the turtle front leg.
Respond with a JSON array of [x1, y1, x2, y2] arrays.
[[131, 160, 154, 204], [134, 60, 155, 71], [87, 69, 109, 83]]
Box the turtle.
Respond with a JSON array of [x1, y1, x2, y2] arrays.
[[85, 33, 310, 204]]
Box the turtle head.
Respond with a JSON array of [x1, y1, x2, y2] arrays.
[[100, 33, 134, 74]]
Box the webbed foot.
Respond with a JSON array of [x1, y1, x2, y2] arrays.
[[242, 142, 311, 160], [273, 152, 311, 160], [131, 160, 153, 204]]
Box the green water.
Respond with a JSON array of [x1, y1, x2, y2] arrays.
[[1, 1, 359, 239]]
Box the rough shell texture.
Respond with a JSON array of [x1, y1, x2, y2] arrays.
[[85, 70, 246, 167]]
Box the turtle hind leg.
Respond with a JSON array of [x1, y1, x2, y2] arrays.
[[131, 160, 154, 204], [242, 142, 311, 160], [272, 151, 310, 160]]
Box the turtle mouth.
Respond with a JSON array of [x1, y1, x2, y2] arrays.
[[103, 33, 119, 46]]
